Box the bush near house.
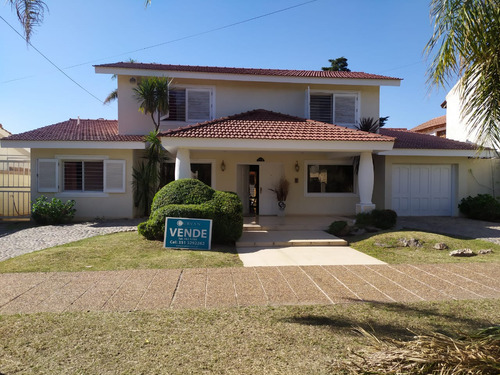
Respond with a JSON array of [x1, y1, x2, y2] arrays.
[[31, 195, 76, 225], [459, 194, 500, 221], [355, 209, 397, 230], [139, 179, 243, 244]]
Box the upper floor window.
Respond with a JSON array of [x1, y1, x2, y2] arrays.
[[309, 92, 359, 126], [164, 88, 213, 123]]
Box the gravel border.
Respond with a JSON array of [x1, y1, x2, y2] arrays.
[[0, 219, 143, 262]]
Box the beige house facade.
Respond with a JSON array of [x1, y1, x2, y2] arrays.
[[1, 63, 497, 219]]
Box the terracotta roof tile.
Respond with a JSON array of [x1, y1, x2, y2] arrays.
[[96, 62, 401, 81], [411, 115, 446, 133], [2, 119, 144, 142], [160, 109, 395, 142], [380, 128, 477, 150]]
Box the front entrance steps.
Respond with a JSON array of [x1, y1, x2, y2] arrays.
[[243, 215, 354, 232], [236, 230, 347, 247]]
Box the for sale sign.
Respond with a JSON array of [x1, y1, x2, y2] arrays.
[[164, 217, 212, 250]]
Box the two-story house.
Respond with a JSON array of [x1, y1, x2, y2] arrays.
[[1, 62, 495, 219]]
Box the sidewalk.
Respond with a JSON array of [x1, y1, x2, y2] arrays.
[[1, 263, 499, 314]]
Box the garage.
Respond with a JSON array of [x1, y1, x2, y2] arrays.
[[391, 164, 453, 216]]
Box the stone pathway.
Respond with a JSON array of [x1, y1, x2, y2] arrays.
[[1, 263, 498, 314], [0, 219, 142, 262]]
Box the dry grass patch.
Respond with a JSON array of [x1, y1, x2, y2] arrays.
[[349, 230, 500, 263], [0, 299, 499, 374], [0, 231, 242, 273]]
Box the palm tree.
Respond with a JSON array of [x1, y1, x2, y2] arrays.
[[425, 0, 500, 149], [133, 76, 171, 132]]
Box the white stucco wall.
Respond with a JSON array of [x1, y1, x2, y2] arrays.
[[31, 148, 137, 219], [189, 150, 361, 216], [117, 75, 381, 135]]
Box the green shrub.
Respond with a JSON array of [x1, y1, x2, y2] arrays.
[[459, 194, 500, 221], [151, 179, 214, 212], [355, 209, 397, 230], [140, 180, 244, 244], [210, 191, 244, 243], [327, 221, 348, 236], [138, 203, 215, 241], [31, 195, 76, 225], [371, 209, 398, 229]]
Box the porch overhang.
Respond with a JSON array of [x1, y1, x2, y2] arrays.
[[161, 137, 394, 155]]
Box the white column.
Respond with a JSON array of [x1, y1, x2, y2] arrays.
[[175, 148, 191, 180], [356, 151, 376, 213]]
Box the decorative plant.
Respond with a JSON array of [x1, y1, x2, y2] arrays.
[[269, 177, 290, 202], [31, 195, 76, 225]]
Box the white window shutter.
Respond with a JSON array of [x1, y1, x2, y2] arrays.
[[104, 160, 125, 193], [38, 159, 58, 192], [304, 86, 310, 118], [186, 89, 211, 121], [334, 94, 357, 125]]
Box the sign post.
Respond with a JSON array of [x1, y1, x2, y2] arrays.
[[164, 217, 213, 250]]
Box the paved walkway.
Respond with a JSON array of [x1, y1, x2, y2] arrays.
[[1, 263, 499, 314]]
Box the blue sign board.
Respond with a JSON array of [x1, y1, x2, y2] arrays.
[[164, 217, 213, 250]]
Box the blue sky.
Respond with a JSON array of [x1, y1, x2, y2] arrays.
[[1, 0, 449, 134]]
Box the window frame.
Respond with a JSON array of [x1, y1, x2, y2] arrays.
[[160, 159, 216, 188], [303, 160, 357, 197], [161, 85, 215, 124], [308, 90, 360, 127]]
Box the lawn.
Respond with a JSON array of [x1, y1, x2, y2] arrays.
[[0, 231, 242, 273], [0, 299, 498, 374], [349, 230, 500, 263]]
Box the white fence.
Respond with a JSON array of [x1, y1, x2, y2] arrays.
[[0, 160, 31, 218]]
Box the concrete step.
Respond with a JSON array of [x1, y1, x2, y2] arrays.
[[236, 230, 348, 247]]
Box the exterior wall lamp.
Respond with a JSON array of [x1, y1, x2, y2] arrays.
[[295, 161, 300, 172], [221, 160, 226, 171]]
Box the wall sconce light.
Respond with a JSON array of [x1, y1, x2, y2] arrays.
[[129, 77, 137, 84], [295, 161, 300, 172], [257, 157, 265, 162], [221, 160, 226, 171]]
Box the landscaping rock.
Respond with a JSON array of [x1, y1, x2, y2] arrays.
[[478, 249, 493, 255], [352, 228, 366, 236], [399, 238, 422, 248], [365, 226, 380, 233], [449, 248, 476, 257], [433, 242, 449, 250]]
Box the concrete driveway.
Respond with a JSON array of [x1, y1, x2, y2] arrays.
[[397, 216, 500, 244]]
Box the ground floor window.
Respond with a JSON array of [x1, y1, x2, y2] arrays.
[[63, 161, 103, 192], [160, 162, 212, 187], [307, 164, 354, 193]]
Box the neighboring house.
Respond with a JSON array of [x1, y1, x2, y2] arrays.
[[0, 124, 31, 218], [1, 63, 497, 219], [411, 115, 446, 137]]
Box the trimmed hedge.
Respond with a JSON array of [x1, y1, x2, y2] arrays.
[[459, 194, 500, 221], [151, 178, 215, 212], [31, 195, 76, 225], [327, 220, 348, 236], [355, 209, 397, 230], [138, 203, 214, 240], [139, 179, 243, 244]]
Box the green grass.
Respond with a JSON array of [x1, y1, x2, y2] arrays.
[[349, 230, 500, 263], [0, 299, 498, 374], [0, 232, 242, 273]]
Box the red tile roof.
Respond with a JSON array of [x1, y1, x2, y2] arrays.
[[2, 119, 144, 142], [96, 62, 401, 81], [380, 128, 477, 150], [411, 115, 446, 133], [161, 109, 395, 142]]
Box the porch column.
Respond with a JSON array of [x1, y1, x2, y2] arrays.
[[175, 148, 191, 180], [356, 151, 376, 214]]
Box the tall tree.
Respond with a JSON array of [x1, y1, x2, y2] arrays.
[[133, 76, 171, 132], [322, 57, 351, 72], [425, 0, 500, 149]]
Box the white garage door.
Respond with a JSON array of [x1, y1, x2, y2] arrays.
[[392, 164, 453, 216]]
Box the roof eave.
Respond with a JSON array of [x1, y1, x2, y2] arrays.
[[379, 148, 490, 157], [95, 66, 402, 87], [0, 140, 146, 150]]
